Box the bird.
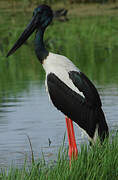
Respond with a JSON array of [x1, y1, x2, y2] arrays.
[[6, 4, 109, 162], [53, 8, 68, 21]]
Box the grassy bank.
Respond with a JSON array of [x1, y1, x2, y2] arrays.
[[0, 134, 118, 180]]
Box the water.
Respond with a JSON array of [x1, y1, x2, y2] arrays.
[[0, 66, 117, 168], [0, 10, 118, 167]]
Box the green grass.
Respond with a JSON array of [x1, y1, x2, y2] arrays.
[[1, 14, 118, 79], [1, 134, 118, 179]]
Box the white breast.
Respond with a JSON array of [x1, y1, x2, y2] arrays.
[[43, 52, 84, 98]]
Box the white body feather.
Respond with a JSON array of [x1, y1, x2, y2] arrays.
[[43, 52, 84, 98]]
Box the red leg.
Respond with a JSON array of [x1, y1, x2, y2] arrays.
[[65, 116, 78, 162]]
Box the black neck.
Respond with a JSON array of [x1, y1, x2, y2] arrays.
[[34, 28, 49, 63]]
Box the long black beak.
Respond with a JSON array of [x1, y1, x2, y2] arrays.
[[6, 16, 37, 57]]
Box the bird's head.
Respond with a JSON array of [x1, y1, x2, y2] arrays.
[[33, 5, 53, 29], [6, 4, 53, 57]]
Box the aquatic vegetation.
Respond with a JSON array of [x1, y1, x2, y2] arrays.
[[1, 12, 118, 85], [1, 134, 118, 179]]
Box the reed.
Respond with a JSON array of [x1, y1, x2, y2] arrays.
[[0, 134, 118, 180]]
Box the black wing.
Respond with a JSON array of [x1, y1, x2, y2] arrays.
[[47, 72, 108, 140], [68, 71, 102, 108]]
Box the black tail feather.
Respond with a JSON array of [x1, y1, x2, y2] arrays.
[[97, 108, 109, 142]]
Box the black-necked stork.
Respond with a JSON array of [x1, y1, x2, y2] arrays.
[[7, 5, 109, 161]]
